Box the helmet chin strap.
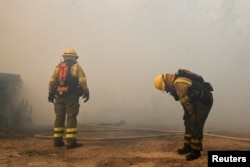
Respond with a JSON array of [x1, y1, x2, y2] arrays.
[[161, 74, 166, 91], [162, 74, 175, 93], [162, 74, 170, 92]]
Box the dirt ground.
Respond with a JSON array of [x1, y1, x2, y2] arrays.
[[1, 125, 250, 167]]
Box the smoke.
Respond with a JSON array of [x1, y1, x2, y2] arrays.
[[0, 0, 249, 130]]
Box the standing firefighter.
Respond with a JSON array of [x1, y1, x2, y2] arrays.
[[48, 48, 90, 149], [153, 69, 213, 161]]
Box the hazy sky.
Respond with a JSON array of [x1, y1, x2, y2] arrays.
[[0, 0, 249, 130]]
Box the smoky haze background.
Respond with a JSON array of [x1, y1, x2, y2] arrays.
[[0, 0, 249, 130]]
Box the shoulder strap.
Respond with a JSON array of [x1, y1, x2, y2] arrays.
[[177, 69, 204, 83]]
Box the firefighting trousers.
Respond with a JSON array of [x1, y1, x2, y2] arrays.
[[53, 93, 80, 143], [183, 92, 213, 151]]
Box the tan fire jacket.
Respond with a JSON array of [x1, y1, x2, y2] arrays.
[[165, 74, 194, 114], [48, 63, 89, 94]]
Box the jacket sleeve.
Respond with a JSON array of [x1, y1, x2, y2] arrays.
[[71, 64, 89, 93], [173, 77, 194, 114], [48, 66, 59, 93]]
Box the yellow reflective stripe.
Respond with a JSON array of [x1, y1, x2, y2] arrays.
[[54, 134, 63, 138], [174, 77, 192, 86], [191, 139, 202, 144], [55, 66, 59, 73], [180, 95, 189, 104], [184, 134, 192, 138], [49, 77, 57, 83], [66, 128, 77, 133], [191, 144, 202, 151], [70, 64, 78, 77], [66, 134, 77, 138], [79, 76, 86, 83], [49, 66, 59, 81], [54, 127, 64, 131], [184, 140, 191, 144]]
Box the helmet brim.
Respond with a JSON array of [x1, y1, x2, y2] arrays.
[[62, 54, 79, 60]]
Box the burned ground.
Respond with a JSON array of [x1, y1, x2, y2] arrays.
[[0, 125, 250, 167]]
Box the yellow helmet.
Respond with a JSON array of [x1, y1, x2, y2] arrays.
[[153, 74, 166, 91], [62, 48, 78, 59]]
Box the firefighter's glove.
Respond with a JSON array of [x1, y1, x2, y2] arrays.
[[82, 91, 89, 103], [48, 92, 55, 103]]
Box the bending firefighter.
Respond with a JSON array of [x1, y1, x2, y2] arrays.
[[48, 48, 90, 149], [153, 69, 213, 161]]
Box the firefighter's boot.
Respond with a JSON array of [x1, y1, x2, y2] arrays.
[[177, 144, 191, 154], [54, 138, 65, 147], [66, 139, 82, 149], [186, 150, 201, 161]]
